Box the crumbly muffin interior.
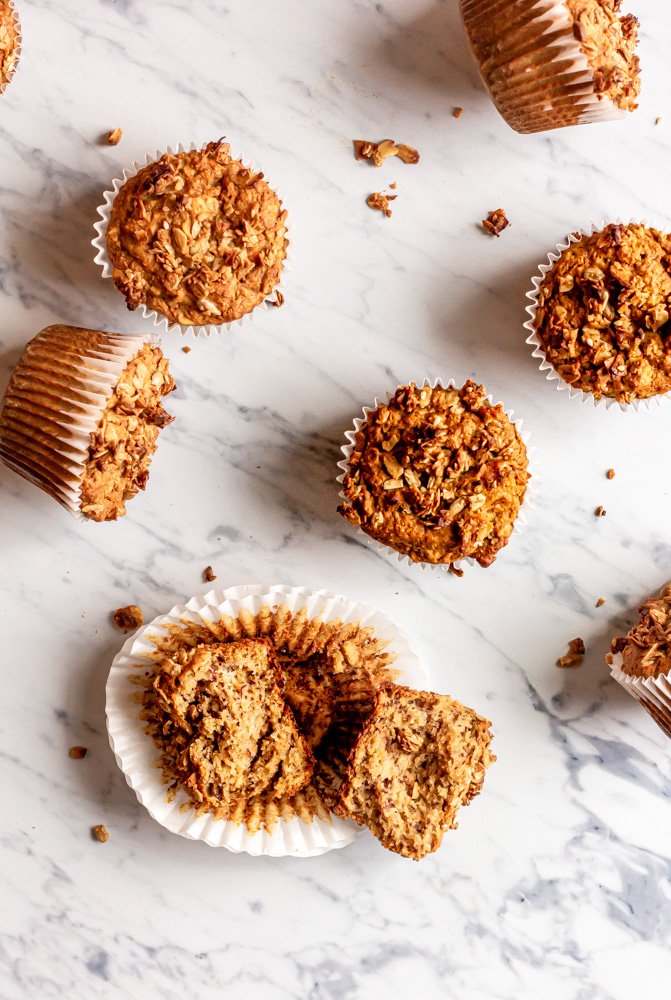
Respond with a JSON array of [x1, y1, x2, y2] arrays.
[[565, 0, 640, 111], [79, 345, 175, 521], [334, 685, 495, 861], [106, 140, 288, 326], [611, 583, 671, 679], [534, 224, 671, 403], [339, 381, 529, 567], [0, 1, 19, 89]]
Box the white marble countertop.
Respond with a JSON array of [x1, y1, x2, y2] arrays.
[[1, 1, 671, 997]]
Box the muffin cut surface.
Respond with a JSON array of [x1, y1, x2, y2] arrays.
[[334, 684, 495, 860], [339, 381, 529, 567], [534, 224, 671, 402], [106, 140, 288, 326]]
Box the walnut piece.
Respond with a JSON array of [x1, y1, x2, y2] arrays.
[[353, 138, 420, 167], [92, 824, 109, 843], [482, 209, 509, 237], [595, 505, 607, 517], [614, 582, 671, 678], [557, 638, 586, 668], [367, 192, 396, 218], [113, 604, 144, 632], [596, 597, 606, 608], [107, 128, 123, 146], [203, 565, 217, 583]]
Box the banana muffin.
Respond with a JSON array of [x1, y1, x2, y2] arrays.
[[0, 325, 175, 521], [339, 381, 529, 568], [0, 1, 19, 93], [533, 224, 671, 403], [105, 140, 288, 326]]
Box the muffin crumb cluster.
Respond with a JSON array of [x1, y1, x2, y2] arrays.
[[610, 583, 671, 678]]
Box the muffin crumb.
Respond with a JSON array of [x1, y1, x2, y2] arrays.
[[606, 468, 616, 479], [595, 505, 607, 517], [202, 565, 217, 583], [596, 597, 606, 608], [107, 128, 123, 146], [613, 583, 671, 678], [69, 746, 88, 759], [113, 604, 144, 632], [182, 346, 191, 354], [92, 824, 109, 843], [353, 138, 420, 166], [453, 107, 463, 119], [367, 191, 396, 217], [483, 209, 509, 237], [557, 637, 586, 668]]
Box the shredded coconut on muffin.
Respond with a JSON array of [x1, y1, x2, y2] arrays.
[[534, 224, 671, 402], [339, 381, 529, 567], [106, 140, 288, 326]]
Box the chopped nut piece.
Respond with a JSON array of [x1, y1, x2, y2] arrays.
[[92, 824, 109, 843], [113, 604, 144, 632], [203, 565, 217, 583], [607, 468, 616, 479], [557, 638, 586, 668], [367, 192, 396, 217], [453, 107, 463, 119], [182, 346, 191, 354], [449, 564, 464, 578], [482, 209, 510, 237], [271, 290, 285, 308], [595, 505, 607, 517], [107, 128, 123, 146], [69, 746, 88, 759], [596, 597, 607, 608], [353, 138, 420, 167]]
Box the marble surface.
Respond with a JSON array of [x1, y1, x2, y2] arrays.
[[1, 0, 671, 996]]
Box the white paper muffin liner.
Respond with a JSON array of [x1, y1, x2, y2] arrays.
[[460, 0, 627, 134], [609, 651, 671, 739], [92, 142, 290, 339], [0, 1, 21, 96], [0, 326, 159, 520], [525, 219, 671, 412], [336, 378, 536, 575], [105, 583, 427, 857]]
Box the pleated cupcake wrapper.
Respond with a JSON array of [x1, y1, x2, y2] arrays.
[[524, 219, 671, 412], [337, 378, 537, 575], [92, 142, 290, 339], [609, 651, 671, 740], [105, 583, 427, 857], [460, 0, 625, 134], [0, 1, 21, 96], [0, 327, 156, 519]]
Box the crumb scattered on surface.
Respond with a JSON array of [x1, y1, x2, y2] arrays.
[[113, 604, 144, 632], [482, 209, 509, 237], [367, 191, 396, 218], [271, 290, 285, 307], [353, 138, 420, 167], [656, 116, 664, 126], [69, 746, 88, 759], [389, 181, 397, 190], [453, 107, 463, 119], [595, 505, 607, 517], [0, 3, 19, 90], [92, 824, 109, 843], [607, 468, 616, 479], [557, 638, 586, 668], [596, 597, 606, 608], [203, 565, 217, 583], [107, 128, 123, 146], [182, 345, 191, 353]]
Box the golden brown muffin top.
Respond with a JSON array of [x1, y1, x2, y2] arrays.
[[534, 224, 671, 403], [339, 381, 529, 568], [80, 345, 175, 521], [0, 2, 19, 91], [610, 583, 671, 679], [565, 0, 640, 111], [106, 140, 288, 326]]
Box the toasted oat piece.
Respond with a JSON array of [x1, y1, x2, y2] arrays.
[[335, 684, 494, 860], [143, 639, 314, 816]]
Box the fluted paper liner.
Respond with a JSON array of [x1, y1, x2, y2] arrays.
[[609, 651, 671, 740], [525, 219, 671, 412], [337, 378, 536, 575], [0, 325, 155, 519], [0, 1, 21, 96], [460, 0, 627, 134], [92, 142, 290, 339], [105, 584, 427, 857]]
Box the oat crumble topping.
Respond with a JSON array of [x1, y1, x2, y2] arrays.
[[106, 140, 288, 326], [107, 128, 123, 146], [339, 381, 529, 567], [557, 637, 586, 667], [611, 583, 671, 678], [534, 224, 671, 402], [353, 138, 420, 167], [113, 604, 145, 632]]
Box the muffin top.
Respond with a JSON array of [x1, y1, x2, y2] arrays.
[[534, 223, 671, 403], [0, 1, 19, 90], [610, 583, 671, 679], [338, 381, 529, 568], [106, 140, 288, 326], [565, 0, 640, 112]]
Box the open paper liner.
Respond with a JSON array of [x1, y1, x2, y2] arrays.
[[459, 0, 626, 134], [609, 651, 671, 739], [106, 584, 427, 857], [92, 142, 290, 339], [0, 1, 21, 96], [336, 378, 536, 575], [0, 325, 155, 519], [524, 219, 671, 412]]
